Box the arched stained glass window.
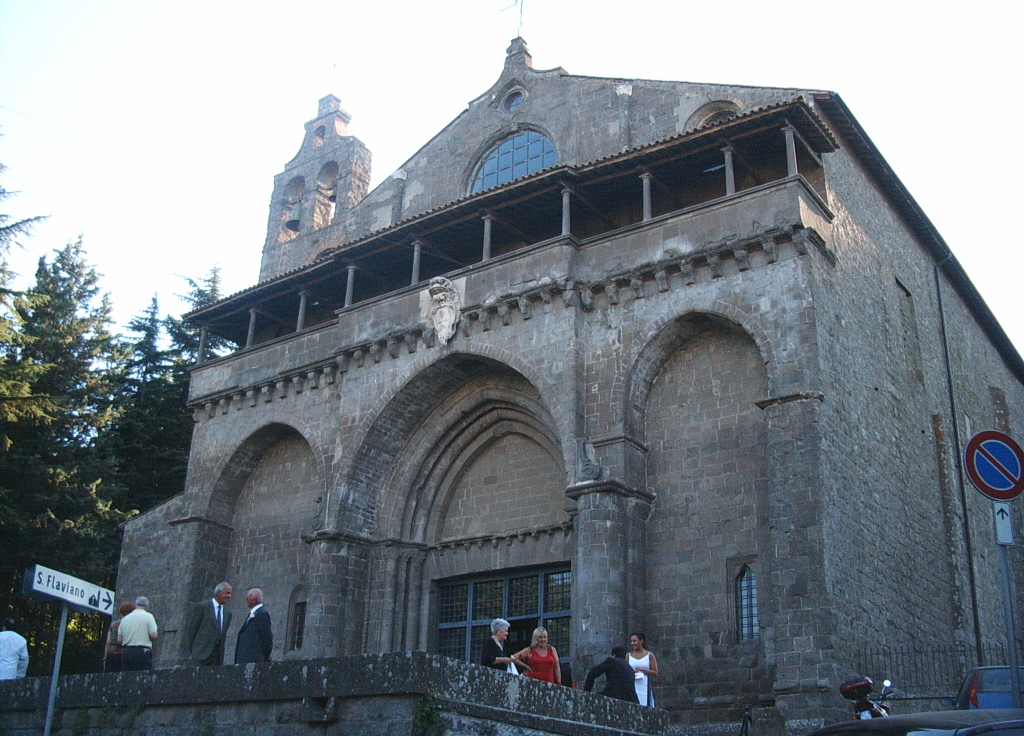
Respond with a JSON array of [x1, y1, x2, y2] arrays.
[[470, 131, 555, 194]]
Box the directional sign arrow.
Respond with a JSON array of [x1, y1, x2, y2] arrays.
[[994, 502, 1015, 546], [24, 565, 116, 616]]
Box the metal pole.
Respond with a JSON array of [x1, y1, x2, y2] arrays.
[[43, 603, 69, 736], [999, 544, 1021, 707]]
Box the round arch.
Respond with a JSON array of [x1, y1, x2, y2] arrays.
[[338, 352, 565, 540], [463, 124, 558, 194], [205, 421, 325, 526], [622, 311, 768, 443]]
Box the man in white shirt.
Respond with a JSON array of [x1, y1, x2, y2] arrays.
[[234, 589, 273, 664], [0, 618, 28, 679], [117, 596, 158, 670]]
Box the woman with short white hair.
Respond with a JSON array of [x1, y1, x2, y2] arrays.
[[481, 618, 527, 674]]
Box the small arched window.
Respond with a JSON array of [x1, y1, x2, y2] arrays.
[[286, 586, 308, 652], [470, 131, 555, 194], [736, 565, 760, 642]]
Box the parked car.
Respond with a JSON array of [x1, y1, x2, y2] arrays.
[[806, 709, 1024, 736], [952, 668, 1024, 710]]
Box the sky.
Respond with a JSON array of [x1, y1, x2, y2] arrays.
[[0, 1, 1021, 360]]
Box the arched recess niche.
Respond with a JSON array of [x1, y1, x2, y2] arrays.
[[348, 354, 570, 654], [204, 423, 324, 661], [627, 312, 772, 672], [338, 353, 566, 539]]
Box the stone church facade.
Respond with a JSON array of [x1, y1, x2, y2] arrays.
[[117, 39, 1024, 729]]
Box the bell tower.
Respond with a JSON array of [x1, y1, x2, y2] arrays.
[[259, 95, 371, 282]]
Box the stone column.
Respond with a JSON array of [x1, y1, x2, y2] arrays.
[[296, 290, 308, 332], [723, 145, 736, 196], [245, 309, 257, 349], [567, 480, 653, 675], [301, 531, 372, 657], [640, 172, 652, 221], [561, 187, 572, 236], [784, 126, 799, 178], [345, 265, 357, 307], [755, 391, 843, 723], [482, 214, 493, 261], [197, 326, 209, 364], [411, 239, 422, 285]]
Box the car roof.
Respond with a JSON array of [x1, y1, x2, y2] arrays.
[[807, 709, 1024, 735]]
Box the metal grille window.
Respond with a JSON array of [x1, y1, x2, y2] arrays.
[[287, 586, 308, 653], [436, 567, 571, 663], [289, 601, 307, 651], [470, 132, 556, 193], [736, 565, 760, 642]]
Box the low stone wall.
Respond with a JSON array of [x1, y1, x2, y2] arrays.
[[0, 652, 668, 736]]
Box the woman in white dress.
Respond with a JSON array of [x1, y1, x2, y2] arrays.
[[628, 632, 659, 706]]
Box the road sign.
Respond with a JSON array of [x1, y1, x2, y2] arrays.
[[25, 564, 115, 616], [965, 430, 1024, 501], [994, 502, 1015, 546]]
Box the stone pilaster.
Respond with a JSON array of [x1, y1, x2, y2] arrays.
[[567, 480, 652, 675], [757, 391, 844, 724], [301, 531, 372, 657]]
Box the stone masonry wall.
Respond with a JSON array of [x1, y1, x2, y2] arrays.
[[0, 653, 669, 736]]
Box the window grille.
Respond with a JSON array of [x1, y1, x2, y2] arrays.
[[737, 565, 760, 642], [470, 132, 555, 193], [436, 567, 571, 662]]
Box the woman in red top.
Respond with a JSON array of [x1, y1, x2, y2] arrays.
[[512, 627, 562, 685]]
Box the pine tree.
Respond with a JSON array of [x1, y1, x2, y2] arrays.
[[164, 266, 232, 364], [0, 164, 53, 448], [0, 239, 129, 674], [97, 297, 193, 514], [97, 267, 231, 519]]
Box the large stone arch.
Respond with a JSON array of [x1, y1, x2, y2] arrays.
[[337, 352, 565, 537], [622, 310, 770, 443], [348, 353, 570, 654], [630, 311, 774, 711], [208, 423, 323, 662], [205, 421, 326, 526]]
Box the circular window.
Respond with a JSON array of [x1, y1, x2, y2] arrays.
[[504, 91, 524, 112], [470, 131, 556, 194]]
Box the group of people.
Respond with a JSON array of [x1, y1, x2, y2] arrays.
[[104, 583, 274, 671], [482, 618, 658, 706]]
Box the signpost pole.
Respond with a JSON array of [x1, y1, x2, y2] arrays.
[[998, 544, 1021, 708], [42, 602, 69, 736], [967, 430, 1024, 709]]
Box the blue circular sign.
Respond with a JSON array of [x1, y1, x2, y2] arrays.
[[965, 430, 1024, 501]]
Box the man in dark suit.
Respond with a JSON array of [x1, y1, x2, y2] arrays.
[[583, 646, 640, 703], [234, 588, 273, 664], [183, 582, 233, 666]]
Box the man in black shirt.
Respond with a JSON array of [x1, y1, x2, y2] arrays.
[[583, 646, 640, 703]]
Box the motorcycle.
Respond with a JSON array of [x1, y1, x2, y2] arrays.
[[840, 677, 893, 719]]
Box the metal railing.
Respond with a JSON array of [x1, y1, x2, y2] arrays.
[[856, 643, 1021, 696]]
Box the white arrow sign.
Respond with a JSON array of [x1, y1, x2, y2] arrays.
[[994, 502, 1015, 546], [28, 564, 115, 616]]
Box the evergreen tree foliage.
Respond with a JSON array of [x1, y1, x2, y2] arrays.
[[165, 266, 232, 364], [0, 164, 53, 447], [96, 296, 194, 514], [0, 239, 129, 674]]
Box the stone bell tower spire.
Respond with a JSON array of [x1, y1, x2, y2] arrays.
[[259, 95, 371, 282]]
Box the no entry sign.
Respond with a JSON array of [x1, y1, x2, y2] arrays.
[[965, 430, 1024, 501]]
